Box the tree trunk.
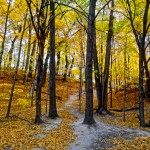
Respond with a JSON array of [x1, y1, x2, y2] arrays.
[[35, 11, 47, 124], [139, 50, 145, 127], [63, 53, 69, 82], [143, 53, 150, 93], [125, 0, 150, 126], [28, 40, 36, 78], [35, 54, 44, 124], [102, 0, 114, 112], [8, 36, 17, 68], [56, 51, 60, 75], [26, 0, 49, 124], [137, 0, 150, 127], [6, 12, 27, 118], [93, 36, 103, 113], [68, 57, 74, 77], [49, 0, 58, 119], [83, 0, 96, 125], [42, 49, 50, 85], [22, 49, 26, 70], [24, 23, 32, 84], [8, 25, 22, 68]]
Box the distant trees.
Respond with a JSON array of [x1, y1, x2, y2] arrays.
[[0, 0, 12, 67]]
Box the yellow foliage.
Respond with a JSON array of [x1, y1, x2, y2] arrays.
[[14, 88, 24, 94], [71, 67, 80, 75], [0, 83, 11, 87], [17, 98, 31, 109]]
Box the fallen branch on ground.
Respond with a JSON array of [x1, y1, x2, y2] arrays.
[[10, 115, 33, 125], [109, 107, 139, 112]]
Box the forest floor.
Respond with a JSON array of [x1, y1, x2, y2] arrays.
[[0, 70, 150, 150]]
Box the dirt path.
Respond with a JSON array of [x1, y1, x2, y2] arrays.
[[66, 93, 150, 150], [26, 93, 150, 150]]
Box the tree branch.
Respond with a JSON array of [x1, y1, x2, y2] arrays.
[[94, 0, 112, 21]]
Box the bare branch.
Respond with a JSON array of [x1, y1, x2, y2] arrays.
[[94, 0, 112, 21], [25, 0, 40, 40]]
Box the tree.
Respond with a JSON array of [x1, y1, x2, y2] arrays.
[[124, 0, 150, 127], [28, 40, 37, 78], [83, 0, 96, 125], [102, 0, 114, 113], [26, 0, 49, 124], [6, 12, 28, 118], [24, 22, 32, 84], [42, 47, 50, 85], [94, 34, 103, 114], [49, 0, 58, 119], [8, 25, 22, 68]]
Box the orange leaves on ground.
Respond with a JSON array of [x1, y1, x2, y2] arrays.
[[109, 137, 150, 150], [0, 71, 79, 150]]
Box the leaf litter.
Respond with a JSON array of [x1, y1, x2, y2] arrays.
[[0, 71, 150, 149]]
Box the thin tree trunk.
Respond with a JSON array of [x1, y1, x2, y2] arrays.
[[28, 40, 36, 78], [68, 57, 74, 77], [63, 53, 69, 82], [24, 23, 32, 84], [109, 53, 113, 108], [102, 0, 114, 112], [6, 12, 27, 118], [143, 53, 150, 93], [49, 0, 58, 119], [8, 25, 22, 68], [78, 28, 84, 112], [56, 51, 60, 75], [22, 49, 26, 70], [123, 37, 127, 122], [93, 38, 103, 113], [30, 65, 38, 106], [83, 0, 96, 125], [8, 26, 22, 68], [8, 36, 17, 68], [79, 66, 82, 112], [42, 49, 50, 85]]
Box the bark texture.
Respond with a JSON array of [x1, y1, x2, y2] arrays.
[[83, 0, 96, 125], [49, 0, 58, 119]]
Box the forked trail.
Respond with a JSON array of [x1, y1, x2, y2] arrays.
[[65, 93, 150, 150]]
